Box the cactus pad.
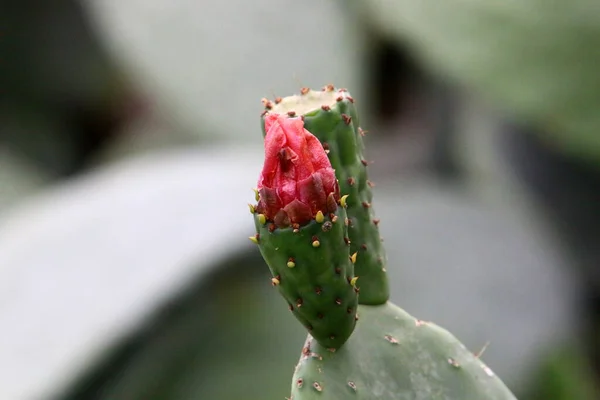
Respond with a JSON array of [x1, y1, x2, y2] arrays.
[[252, 206, 359, 349], [290, 302, 517, 399]]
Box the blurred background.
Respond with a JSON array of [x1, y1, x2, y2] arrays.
[[1, 1, 599, 399]]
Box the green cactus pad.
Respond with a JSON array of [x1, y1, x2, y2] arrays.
[[290, 301, 517, 400], [262, 87, 390, 305], [252, 206, 359, 349]]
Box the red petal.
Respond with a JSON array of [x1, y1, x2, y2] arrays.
[[281, 118, 316, 180], [273, 209, 291, 228], [297, 172, 327, 216], [257, 113, 338, 226], [283, 199, 312, 225], [263, 113, 280, 133], [276, 177, 297, 206], [260, 117, 287, 188], [326, 192, 338, 213], [305, 133, 331, 171], [318, 167, 338, 199], [257, 186, 282, 218]]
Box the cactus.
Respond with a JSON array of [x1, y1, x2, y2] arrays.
[[251, 86, 517, 399], [261, 87, 389, 305]]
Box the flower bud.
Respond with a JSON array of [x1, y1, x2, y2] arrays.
[[257, 114, 339, 227]]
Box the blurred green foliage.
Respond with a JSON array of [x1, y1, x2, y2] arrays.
[[358, 0, 600, 166]]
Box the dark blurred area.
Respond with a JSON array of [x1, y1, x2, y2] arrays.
[[1, 1, 598, 399], [0, 0, 145, 179]]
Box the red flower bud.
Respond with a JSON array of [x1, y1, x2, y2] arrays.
[[257, 114, 339, 227]]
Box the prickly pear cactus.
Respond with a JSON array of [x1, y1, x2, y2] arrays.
[[250, 86, 517, 399]]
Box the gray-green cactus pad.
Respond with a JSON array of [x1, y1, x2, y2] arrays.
[[290, 301, 517, 399]]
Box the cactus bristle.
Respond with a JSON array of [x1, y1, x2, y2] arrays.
[[258, 213, 266, 225], [340, 195, 349, 208], [315, 211, 325, 223]]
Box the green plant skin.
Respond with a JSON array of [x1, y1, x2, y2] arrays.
[[262, 88, 390, 305], [290, 301, 517, 400], [252, 206, 359, 350]]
